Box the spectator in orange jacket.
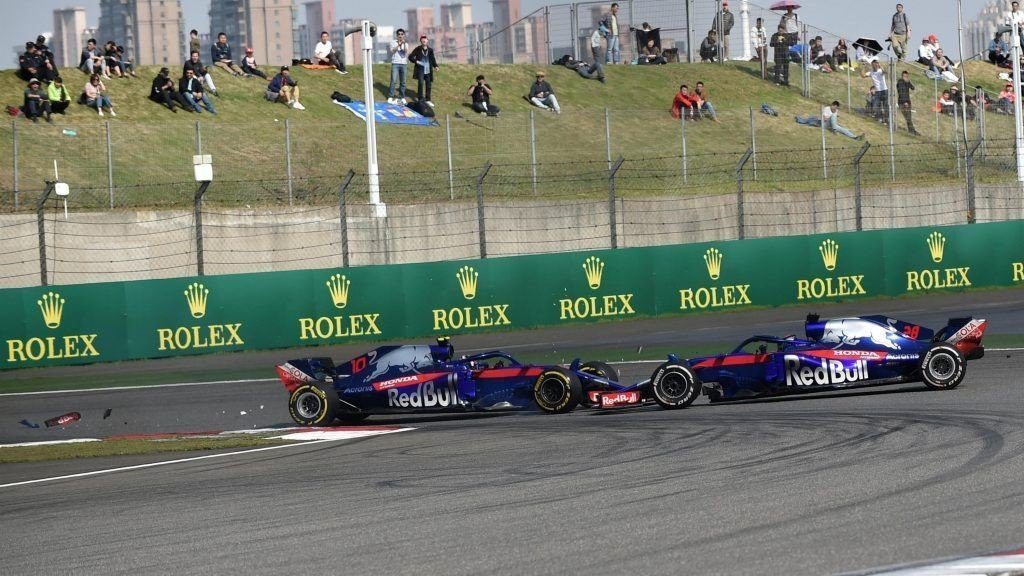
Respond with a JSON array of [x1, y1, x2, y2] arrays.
[[671, 84, 698, 119]]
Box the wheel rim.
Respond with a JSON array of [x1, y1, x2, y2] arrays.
[[538, 377, 567, 406], [928, 354, 955, 380], [295, 391, 323, 419], [660, 372, 690, 401]]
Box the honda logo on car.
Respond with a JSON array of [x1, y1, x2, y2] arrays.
[[784, 355, 868, 387], [387, 380, 459, 408]]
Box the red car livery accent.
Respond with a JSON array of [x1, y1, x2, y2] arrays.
[[599, 391, 641, 408], [373, 372, 450, 392], [802, 349, 887, 361], [691, 354, 771, 369], [475, 367, 545, 379]]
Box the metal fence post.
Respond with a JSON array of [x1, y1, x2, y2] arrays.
[[285, 119, 294, 206], [105, 120, 114, 208], [966, 138, 981, 224], [570, 3, 579, 61], [36, 182, 55, 286], [686, 0, 695, 63], [680, 115, 688, 184], [194, 181, 210, 276], [476, 162, 492, 258], [801, 24, 810, 98], [750, 106, 757, 180], [604, 108, 612, 169], [608, 157, 624, 248], [934, 76, 940, 143], [953, 111, 962, 178], [12, 120, 18, 211], [976, 86, 987, 160], [853, 141, 870, 231], [737, 148, 753, 240], [195, 120, 202, 154], [340, 170, 354, 267], [529, 110, 538, 195], [445, 114, 455, 200], [888, 58, 896, 183], [544, 6, 551, 64], [820, 113, 828, 180]]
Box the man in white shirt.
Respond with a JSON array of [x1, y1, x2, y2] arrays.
[[751, 16, 768, 78], [864, 59, 890, 123], [1008, 1, 1024, 45], [313, 31, 347, 75], [917, 38, 935, 66], [821, 101, 860, 139], [387, 29, 410, 104]]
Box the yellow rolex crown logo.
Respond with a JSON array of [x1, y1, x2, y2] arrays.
[[326, 274, 351, 309], [37, 292, 65, 329], [927, 231, 946, 263], [582, 256, 605, 290], [704, 248, 723, 280], [819, 239, 839, 271], [456, 266, 478, 300], [184, 282, 209, 319]]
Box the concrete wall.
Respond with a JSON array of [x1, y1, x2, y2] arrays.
[[2, 183, 1021, 289]]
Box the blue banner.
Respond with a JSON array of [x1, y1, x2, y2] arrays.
[[336, 100, 437, 126]]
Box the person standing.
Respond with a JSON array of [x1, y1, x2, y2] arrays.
[[779, 6, 800, 43], [770, 25, 792, 86], [889, 4, 911, 62], [591, 24, 605, 64], [409, 35, 438, 107], [468, 75, 500, 116], [1008, 2, 1024, 46], [896, 70, 919, 135], [864, 59, 890, 124], [189, 29, 201, 60], [712, 1, 735, 60], [751, 17, 768, 64], [606, 3, 621, 65], [313, 31, 348, 75], [387, 29, 409, 104]]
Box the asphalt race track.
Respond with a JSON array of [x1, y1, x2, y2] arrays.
[[1, 291, 1023, 575]]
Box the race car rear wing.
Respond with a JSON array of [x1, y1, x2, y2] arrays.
[[934, 317, 987, 359]]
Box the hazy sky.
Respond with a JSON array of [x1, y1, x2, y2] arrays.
[[5, 0, 997, 58]]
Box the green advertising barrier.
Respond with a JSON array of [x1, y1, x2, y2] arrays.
[[2, 221, 1023, 370]]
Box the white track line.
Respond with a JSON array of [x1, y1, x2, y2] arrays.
[[0, 438, 101, 449], [0, 378, 278, 397], [0, 428, 412, 490]]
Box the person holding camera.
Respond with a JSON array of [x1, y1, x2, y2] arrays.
[[387, 29, 410, 104], [469, 75, 499, 116]]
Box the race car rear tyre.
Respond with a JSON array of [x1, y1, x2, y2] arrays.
[[288, 383, 340, 426], [920, 344, 965, 390], [533, 368, 582, 414], [650, 363, 701, 409], [579, 361, 620, 408]]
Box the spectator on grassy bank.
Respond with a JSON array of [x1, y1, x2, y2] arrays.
[[997, 83, 1015, 114], [896, 70, 919, 135], [409, 35, 438, 107], [864, 59, 890, 123], [811, 37, 835, 72], [796, 101, 862, 140], [46, 76, 71, 115], [150, 67, 188, 113], [387, 29, 410, 105], [930, 48, 958, 82], [20, 42, 54, 83], [189, 29, 201, 60], [212, 32, 245, 76], [700, 30, 720, 62], [22, 78, 52, 123], [779, 5, 800, 43], [889, 3, 911, 62], [468, 75, 500, 116], [267, 66, 304, 110], [935, 89, 954, 115], [639, 38, 666, 65], [79, 39, 108, 77], [752, 17, 768, 63], [693, 81, 718, 122], [833, 39, 849, 67], [670, 84, 698, 120], [184, 51, 219, 97], [180, 68, 216, 114], [528, 71, 560, 114], [916, 37, 935, 66], [770, 25, 792, 86], [84, 73, 115, 117], [591, 24, 606, 63], [313, 31, 348, 75], [573, 58, 606, 82], [241, 47, 268, 79], [989, 33, 1009, 67], [605, 2, 621, 64], [712, 1, 735, 60]]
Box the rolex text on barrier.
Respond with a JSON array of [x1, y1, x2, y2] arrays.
[[0, 222, 1021, 371]]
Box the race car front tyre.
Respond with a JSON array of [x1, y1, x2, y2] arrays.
[[920, 344, 965, 390], [579, 361, 620, 408], [288, 383, 340, 426], [533, 368, 582, 414], [650, 363, 701, 409]]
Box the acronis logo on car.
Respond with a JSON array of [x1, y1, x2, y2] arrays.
[[784, 355, 869, 387], [387, 381, 459, 408]]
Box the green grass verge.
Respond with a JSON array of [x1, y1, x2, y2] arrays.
[[0, 436, 292, 464]]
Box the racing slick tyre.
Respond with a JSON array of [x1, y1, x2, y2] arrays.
[[919, 344, 965, 390], [533, 368, 582, 414], [579, 361, 620, 408], [650, 363, 701, 409], [288, 383, 340, 426]]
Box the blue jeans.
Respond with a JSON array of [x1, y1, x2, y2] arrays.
[[388, 64, 407, 99], [184, 92, 216, 113], [826, 115, 856, 138], [606, 35, 620, 64], [700, 102, 717, 120], [87, 95, 112, 110]]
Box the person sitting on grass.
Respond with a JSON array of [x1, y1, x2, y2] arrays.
[[184, 51, 219, 97], [700, 30, 720, 62], [997, 83, 1015, 114], [22, 78, 52, 123], [150, 67, 188, 113], [796, 101, 862, 140], [528, 71, 560, 114], [240, 47, 267, 79], [179, 68, 216, 114], [573, 57, 606, 83], [79, 38, 108, 77], [693, 81, 719, 122], [267, 66, 304, 110], [211, 32, 245, 76], [115, 46, 137, 77], [639, 38, 666, 65], [19, 42, 53, 82], [670, 84, 698, 120], [313, 31, 347, 75], [84, 73, 115, 117], [46, 76, 71, 115], [104, 41, 126, 78], [468, 75, 500, 116]]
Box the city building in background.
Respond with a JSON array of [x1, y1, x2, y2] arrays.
[[405, 6, 435, 39], [97, 0, 186, 65], [967, 0, 1014, 59], [302, 0, 333, 59], [209, 0, 295, 66], [491, 0, 520, 63], [52, 7, 88, 68]]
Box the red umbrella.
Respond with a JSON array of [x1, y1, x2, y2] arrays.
[[770, 0, 801, 9]]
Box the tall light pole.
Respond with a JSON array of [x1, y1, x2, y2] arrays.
[[1013, 20, 1024, 182], [356, 21, 387, 217], [956, 0, 969, 149]]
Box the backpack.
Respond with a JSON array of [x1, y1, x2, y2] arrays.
[[408, 100, 435, 117], [552, 54, 572, 66], [331, 91, 351, 103]]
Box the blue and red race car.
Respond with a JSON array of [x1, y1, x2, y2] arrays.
[[276, 338, 629, 425], [595, 315, 988, 410]]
